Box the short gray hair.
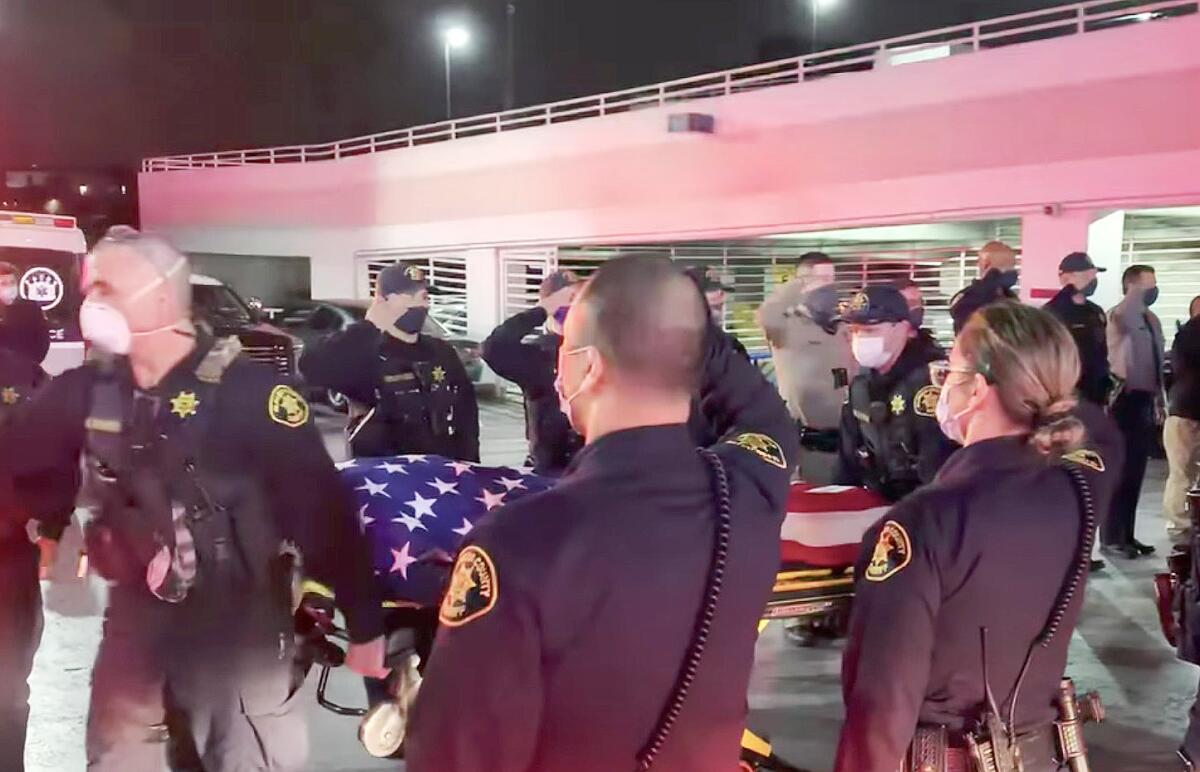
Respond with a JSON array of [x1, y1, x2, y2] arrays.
[[93, 226, 192, 316]]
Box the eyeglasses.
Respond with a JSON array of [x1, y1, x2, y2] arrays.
[[928, 360, 977, 388]]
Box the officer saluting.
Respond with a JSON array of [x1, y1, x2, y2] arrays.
[[407, 255, 798, 772], [300, 263, 479, 461], [836, 302, 1122, 772], [0, 227, 385, 771], [835, 285, 956, 502]]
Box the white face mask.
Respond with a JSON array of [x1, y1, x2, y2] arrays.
[[935, 379, 971, 445], [0, 285, 17, 305], [554, 346, 595, 435], [851, 335, 892, 369], [79, 257, 189, 355]]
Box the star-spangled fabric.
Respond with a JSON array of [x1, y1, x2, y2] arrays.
[[339, 455, 553, 607]]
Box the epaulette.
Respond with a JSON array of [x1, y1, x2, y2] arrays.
[[195, 336, 243, 384]]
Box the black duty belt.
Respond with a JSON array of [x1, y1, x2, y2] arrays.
[[797, 425, 839, 454], [909, 724, 1059, 772]]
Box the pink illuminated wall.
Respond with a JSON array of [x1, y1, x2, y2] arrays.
[[141, 16, 1200, 257]]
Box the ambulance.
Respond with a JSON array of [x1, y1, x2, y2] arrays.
[[0, 210, 87, 374]]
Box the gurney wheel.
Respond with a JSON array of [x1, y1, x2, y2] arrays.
[[359, 702, 406, 758]]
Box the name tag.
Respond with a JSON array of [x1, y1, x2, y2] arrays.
[[383, 373, 416, 384], [85, 417, 122, 434]]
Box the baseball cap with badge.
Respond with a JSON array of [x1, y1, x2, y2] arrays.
[[841, 285, 914, 370], [839, 285, 913, 326], [377, 263, 429, 297]]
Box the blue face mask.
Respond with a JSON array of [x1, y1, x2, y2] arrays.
[[999, 270, 1019, 290], [1144, 287, 1159, 307], [552, 305, 571, 328]]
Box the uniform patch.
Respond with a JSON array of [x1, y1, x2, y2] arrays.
[[865, 520, 912, 583], [913, 385, 941, 418], [727, 432, 787, 469], [405, 265, 426, 282], [1063, 448, 1105, 473], [440, 545, 498, 627], [432, 365, 446, 384], [169, 390, 200, 419], [268, 385, 310, 428], [850, 291, 870, 311], [1, 386, 20, 405], [890, 393, 906, 416]]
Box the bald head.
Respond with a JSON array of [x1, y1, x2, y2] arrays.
[[567, 255, 707, 394], [979, 241, 1017, 274]]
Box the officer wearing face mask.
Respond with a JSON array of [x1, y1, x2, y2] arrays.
[[1043, 252, 1111, 406], [482, 270, 583, 475], [300, 263, 480, 462], [0, 261, 50, 367], [408, 255, 798, 772], [949, 241, 1020, 335], [894, 278, 944, 360], [834, 285, 957, 502], [0, 226, 385, 771]]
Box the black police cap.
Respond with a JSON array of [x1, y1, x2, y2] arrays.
[[839, 285, 912, 325]]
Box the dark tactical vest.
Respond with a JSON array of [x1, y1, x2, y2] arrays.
[[847, 370, 924, 501], [83, 338, 280, 601], [349, 342, 461, 458]]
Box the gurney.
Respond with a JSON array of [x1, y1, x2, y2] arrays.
[[300, 457, 881, 768]]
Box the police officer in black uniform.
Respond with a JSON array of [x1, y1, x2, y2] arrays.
[[836, 302, 1122, 772], [949, 241, 1020, 335], [0, 228, 385, 771], [835, 285, 956, 502], [0, 346, 59, 772], [300, 263, 479, 461], [406, 255, 798, 772], [895, 278, 945, 361], [0, 260, 51, 367], [482, 269, 583, 475], [1044, 251, 1111, 406]]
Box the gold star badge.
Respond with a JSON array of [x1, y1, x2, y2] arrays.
[[890, 393, 906, 416], [432, 366, 447, 384], [1, 386, 20, 405], [170, 391, 200, 419]]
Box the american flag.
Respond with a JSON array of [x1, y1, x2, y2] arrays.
[[339, 455, 554, 607], [780, 483, 890, 567]]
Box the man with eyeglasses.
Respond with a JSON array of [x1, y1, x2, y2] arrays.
[[834, 285, 956, 502]]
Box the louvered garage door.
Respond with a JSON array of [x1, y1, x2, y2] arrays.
[[500, 248, 557, 319], [1121, 221, 1200, 336], [355, 251, 469, 337]]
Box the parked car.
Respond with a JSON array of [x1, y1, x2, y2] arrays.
[[190, 274, 303, 377], [279, 299, 485, 409]]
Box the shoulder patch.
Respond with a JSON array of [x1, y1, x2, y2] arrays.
[[865, 520, 912, 583], [268, 384, 310, 428], [440, 545, 499, 627], [1063, 448, 1104, 473], [726, 432, 787, 469], [913, 385, 940, 418]]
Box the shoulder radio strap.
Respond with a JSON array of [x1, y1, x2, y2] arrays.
[[634, 448, 733, 772], [1000, 463, 1097, 736]]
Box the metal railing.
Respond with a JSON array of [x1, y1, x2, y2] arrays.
[[142, 0, 1196, 173]]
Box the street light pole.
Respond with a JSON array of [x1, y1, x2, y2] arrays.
[[441, 26, 470, 120], [444, 40, 453, 119]]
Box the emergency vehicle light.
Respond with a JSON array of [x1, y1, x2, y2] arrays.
[[0, 211, 78, 228]]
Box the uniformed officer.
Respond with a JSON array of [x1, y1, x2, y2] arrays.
[[406, 255, 798, 772], [482, 270, 583, 475], [836, 301, 1122, 772], [0, 227, 385, 771], [834, 285, 956, 502], [0, 260, 51, 367], [949, 241, 1019, 335], [894, 278, 945, 360], [0, 345, 54, 772], [690, 266, 750, 361], [1044, 252, 1111, 406], [758, 252, 857, 483], [300, 263, 479, 461]]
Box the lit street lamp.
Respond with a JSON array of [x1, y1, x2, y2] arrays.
[[442, 26, 470, 120], [810, 0, 839, 52]]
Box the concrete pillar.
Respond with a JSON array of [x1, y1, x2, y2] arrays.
[[1087, 210, 1127, 312], [464, 248, 502, 388], [1019, 209, 1095, 303]]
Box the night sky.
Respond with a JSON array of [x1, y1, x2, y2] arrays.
[[0, 0, 1077, 169]]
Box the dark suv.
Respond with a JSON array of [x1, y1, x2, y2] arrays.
[[190, 275, 302, 377]]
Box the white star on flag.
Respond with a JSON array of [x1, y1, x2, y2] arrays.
[[446, 461, 475, 476], [376, 462, 410, 475], [497, 476, 527, 492], [356, 478, 391, 498], [428, 478, 459, 496], [390, 543, 418, 579], [392, 514, 428, 533], [477, 488, 506, 511], [406, 492, 438, 520], [452, 518, 474, 537], [358, 504, 374, 529], [399, 454, 429, 463], [335, 460, 357, 471]]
